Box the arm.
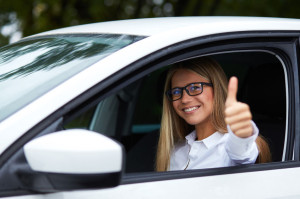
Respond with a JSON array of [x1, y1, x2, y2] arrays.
[[224, 77, 259, 164], [226, 121, 259, 164]]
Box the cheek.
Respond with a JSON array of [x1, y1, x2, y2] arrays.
[[204, 91, 214, 110], [172, 101, 179, 111], [208, 93, 214, 104], [172, 101, 183, 116]]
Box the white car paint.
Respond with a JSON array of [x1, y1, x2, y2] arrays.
[[3, 167, 300, 199], [33, 17, 300, 37], [24, 130, 122, 173]]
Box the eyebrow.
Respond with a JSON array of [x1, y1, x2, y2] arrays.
[[171, 82, 210, 89]]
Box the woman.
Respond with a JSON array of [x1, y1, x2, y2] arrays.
[[156, 57, 271, 171]]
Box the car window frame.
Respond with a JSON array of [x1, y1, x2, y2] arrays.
[[118, 34, 300, 184]]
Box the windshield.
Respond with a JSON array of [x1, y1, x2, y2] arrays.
[[0, 34, 145, 122]]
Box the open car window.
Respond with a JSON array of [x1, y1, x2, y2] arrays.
[[64, 51, 287, 172]]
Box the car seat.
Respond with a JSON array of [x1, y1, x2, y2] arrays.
[[240, 62, 286, 162]]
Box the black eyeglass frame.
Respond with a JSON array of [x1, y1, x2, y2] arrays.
[[166, 82, 213, 101]]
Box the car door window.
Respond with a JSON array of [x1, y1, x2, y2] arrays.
[[64, 51, 287, 173]]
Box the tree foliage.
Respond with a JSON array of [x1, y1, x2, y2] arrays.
[[0, 0, 300, 46]]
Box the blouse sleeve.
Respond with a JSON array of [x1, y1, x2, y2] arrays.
[[225, 121, 259, 165]]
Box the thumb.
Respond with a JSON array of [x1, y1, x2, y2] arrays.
[[226, 76, 238, 106]]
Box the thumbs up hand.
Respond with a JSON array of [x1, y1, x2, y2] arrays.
[[225, 77, 253, 138]]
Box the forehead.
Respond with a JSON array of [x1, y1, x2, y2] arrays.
[[171, 69, 207, 87]]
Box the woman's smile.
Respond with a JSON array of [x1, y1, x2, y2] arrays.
[[182, 105, 201, 113]]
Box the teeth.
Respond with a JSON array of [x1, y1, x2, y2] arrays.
[[184, 107, 199, 112]]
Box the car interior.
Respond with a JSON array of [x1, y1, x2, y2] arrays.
[[64, 51, 287, 173]]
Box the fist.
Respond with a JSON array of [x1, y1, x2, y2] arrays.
[[225, 77, 253, 138]]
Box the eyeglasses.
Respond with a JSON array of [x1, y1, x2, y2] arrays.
[[166, 82, 213, 101]]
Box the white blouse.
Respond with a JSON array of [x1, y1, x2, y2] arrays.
[[169, 122, 259, 170]]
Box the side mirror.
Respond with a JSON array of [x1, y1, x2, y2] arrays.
[[23, 129, 123, 191]]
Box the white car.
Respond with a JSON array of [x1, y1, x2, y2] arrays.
[[1, 17, 300, 199]]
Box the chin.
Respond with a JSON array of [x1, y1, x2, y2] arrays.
[[184, 117, 211, 126], [185, 120, 201, 126]]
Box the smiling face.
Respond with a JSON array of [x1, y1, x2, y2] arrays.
[[171, 69, 214, 131]]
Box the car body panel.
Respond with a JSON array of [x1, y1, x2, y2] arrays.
[[32, 17, 300, 37], [2, 166, 300, 199]]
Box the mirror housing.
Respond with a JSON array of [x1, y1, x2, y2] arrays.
[[23, 129, 123, 191]]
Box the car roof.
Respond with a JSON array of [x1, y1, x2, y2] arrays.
[[32, 16, 300, 37]]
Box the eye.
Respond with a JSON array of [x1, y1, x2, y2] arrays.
[[190, 86, 200, 91], [172, 89, 181, 96], [189, 85, 201, 92]]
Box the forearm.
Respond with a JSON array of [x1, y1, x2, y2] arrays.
[[226, 121, 259, 164]]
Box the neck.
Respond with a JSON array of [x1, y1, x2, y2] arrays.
[[195, 121, 216, 140]]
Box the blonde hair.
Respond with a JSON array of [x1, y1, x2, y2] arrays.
[[156, 57, 271, 171]]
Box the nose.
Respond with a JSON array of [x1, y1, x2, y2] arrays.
[[180, 89, 193, 103]]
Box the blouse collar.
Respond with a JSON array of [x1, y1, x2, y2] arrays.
[[185, 130, 225, 149]]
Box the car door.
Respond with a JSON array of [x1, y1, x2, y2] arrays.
[[1, 31, 300, 199]]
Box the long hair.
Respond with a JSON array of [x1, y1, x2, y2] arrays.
[[156, 57, 271, 171]]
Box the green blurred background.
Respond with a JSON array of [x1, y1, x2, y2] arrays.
[[0, 0, 300, 46]]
